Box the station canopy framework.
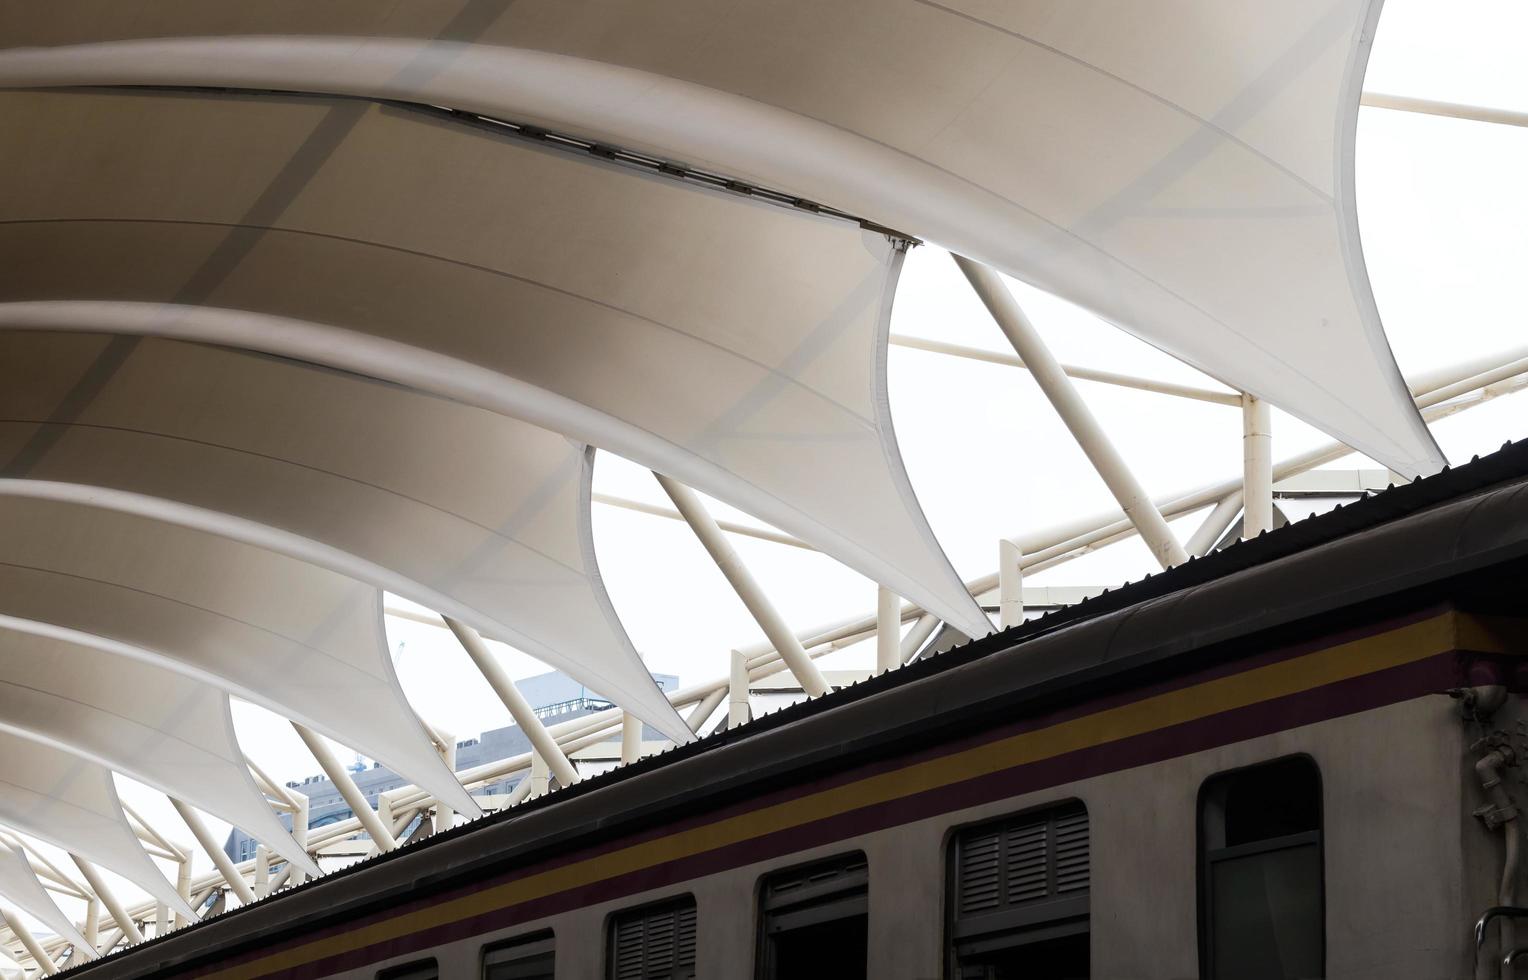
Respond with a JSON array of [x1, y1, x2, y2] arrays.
[[0, 0, 1523, 970]]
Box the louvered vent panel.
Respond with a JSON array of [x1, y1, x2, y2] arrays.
[[957, 829, 1002, 915], [611, 898, 697, 980], [1005, 820, 1050, 903], [676, 903, 698, 972], [955, 804, 1089, 928], [1054, 808, 1091, 893]]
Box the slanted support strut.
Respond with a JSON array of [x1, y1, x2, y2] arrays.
[[955, 255, 1188, 569]]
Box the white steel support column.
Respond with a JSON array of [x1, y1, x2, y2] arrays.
[[528, 752, 549, 800], [1, 909, 57, 976], [168, 799, 257, 906], [434, 738, 457, 834], [1186, 491, 1244, 558], [290, 725, 396, 854], [175, 857, 192, 928], [655, 473, 832, 697], [729, 650, 752, 729], [1241, 394, 1273, 536], [83, 899, 98, 952], [288, 793, 309, 888], [998, 538, 1025, 629], [155, 902, 168, 939], [444, 617, 581, 789], [70, 857, 143, 945], [955, 255, 1189, 569], [253, 847, 269, 900], [621, 712, 641, 765], [876, 586, 900, 675]]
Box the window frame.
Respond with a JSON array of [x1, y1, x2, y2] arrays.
[[1196, 754, 1325, 979], [481, 929, 555, 979], [376, 958, 438, 980], [755, 851, 869, 979]]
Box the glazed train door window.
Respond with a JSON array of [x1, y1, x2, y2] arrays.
[[756, 851, 869, 979], [376, 959, 437, 980], [947, 801, 1089, 979], [483, 930, 555, 979], [608, 894, 697, 979], [1198, 756, 1323, 980]]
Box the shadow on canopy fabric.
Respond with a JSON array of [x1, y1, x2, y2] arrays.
[[0, 623, 320, 879], [0, 738, 190, 920], [0, 841, 92, 957], [0, 331, 691, 743], [0, 87, 989, 641], [0, 0, 1444, 480], [0, 494, 480, 820]]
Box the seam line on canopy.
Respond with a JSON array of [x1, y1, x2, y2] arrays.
[[0, 215, 884, 435]]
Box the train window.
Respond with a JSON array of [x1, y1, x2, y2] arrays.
[[608, 894, 698, 980], [1199, 756, 1323, 980], [483, 930, 554, 979], [756, 852, 869, 979], [947, 801, 1089, 979], [376, 959, 437, 980]]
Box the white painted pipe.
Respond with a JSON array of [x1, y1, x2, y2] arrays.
[[69, 857, 141, 945], [655, 473, 831, 697], [1241, 394, 1273, 536], [998, 539, 1025, 629], [169, 799, 257, 906], [900, 613, 941, 663], [955, 255, 1188, 569], [290, 725, 397, 855], [1362, 92, 1528, 130], [528, 752, 549, 800], [621, 712, 641, 765], [876, 586, 900, 675], [1, 909, 57, 975], [253, 847, 269, 900], [592, 493, 814, 550], [445, 617, 581, 789], [288, 794, 308, 888], [729, 650, 752, 729], [1186, 491, 1244, 558]]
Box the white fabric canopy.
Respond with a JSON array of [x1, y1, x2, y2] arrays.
[[0, 739, 190, 919], [0, 87, 988, 638], [0, 494, 479, 819], [0, 624, 318, 878], [0, 0, 1444, 478], [0, 842, 91, 956], [0, 331, 691, 742]]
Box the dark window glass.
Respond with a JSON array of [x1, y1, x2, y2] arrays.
[[757, 852, 868, 979], [1200, 756, 1323, 980], [377, 959, 437, 980], [948, 802, 1089, 979], [608, 895, 697, 980], [484, 930, 555, 980]]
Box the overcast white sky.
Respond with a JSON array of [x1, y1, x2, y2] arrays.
[[11, 0, 1528, 940]]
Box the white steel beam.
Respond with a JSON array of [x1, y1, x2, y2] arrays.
[[890, 334, 1242, 406], [444, 618, 580, 789], [955, 255, 1189, 570], [68, 858, 142, 946], [1362, 92, 1528, 130], [1241, 394, 1273, 536], [527, 753, 549, 801], [290, 724, 397, 855], [900, 614, 941, 664], [655, 474, 832, 697], [169, 799, 256, 907]]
